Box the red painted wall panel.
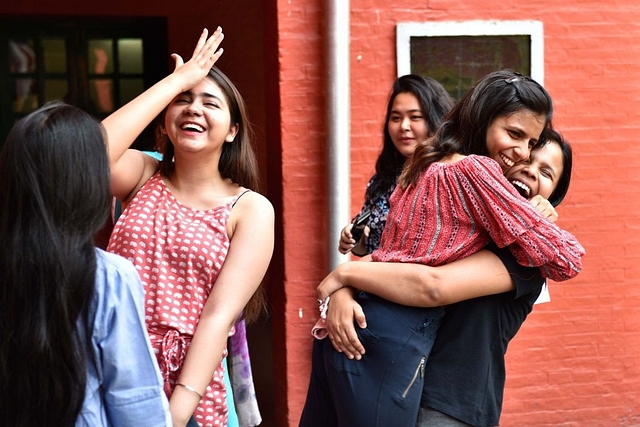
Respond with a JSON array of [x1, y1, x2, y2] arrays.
[[277, 1, 640, 426]]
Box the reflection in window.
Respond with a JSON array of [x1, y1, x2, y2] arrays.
[[88, 40, 114, 74], [90, 78, 114, 113], [9, 39, 37, 112]]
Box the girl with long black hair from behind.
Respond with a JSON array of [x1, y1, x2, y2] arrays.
[[0, 102, 170, 426]]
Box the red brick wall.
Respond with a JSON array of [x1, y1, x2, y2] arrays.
[[277, 1, 640, 426]]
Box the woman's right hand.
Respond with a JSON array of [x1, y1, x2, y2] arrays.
[[170, 27, 225, 92], [338, 223, 369, 255], [529, 194, 558, 222], [326, 288, 367, 360], [338, 223, 355, 254]]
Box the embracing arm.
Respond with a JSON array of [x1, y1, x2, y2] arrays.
[[102, 28, 224, 202], [319, 249, 515, 306], [169, 193, 274, 426], [323, 250, 517, 360]]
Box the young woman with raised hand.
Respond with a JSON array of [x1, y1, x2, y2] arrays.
[[103, 28, 274, 426], [299, 71, 584, 427], [339, 74, 454, 256], [0, 102, 171, 426]]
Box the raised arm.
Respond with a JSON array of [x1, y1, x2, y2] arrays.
[[102, 27, 224, 202]]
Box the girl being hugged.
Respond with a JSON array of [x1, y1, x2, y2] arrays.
[[104, 28, 274, 426]]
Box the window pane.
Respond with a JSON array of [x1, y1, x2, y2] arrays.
[[12, 78, 38, 113], [44, 79, 69, 103], [42, 38, 67, 73], [90, 78, 114, 113], [119, 78, 144, 105], [410, 36, 531, 100], [118, 39, 143, 74], [88, 39, 114, 75]]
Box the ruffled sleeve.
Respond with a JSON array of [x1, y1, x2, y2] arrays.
[[456, 155, 584, 282]]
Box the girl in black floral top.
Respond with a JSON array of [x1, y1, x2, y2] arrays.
[[339, 75, 454, 256]]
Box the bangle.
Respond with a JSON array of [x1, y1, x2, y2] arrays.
[[176, 382, 203, 400]]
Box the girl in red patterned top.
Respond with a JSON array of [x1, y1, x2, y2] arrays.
[[300, 70, 584, 427], [103, 28, 274, 427]]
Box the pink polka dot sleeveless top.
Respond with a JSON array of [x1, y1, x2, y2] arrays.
[[108, 172, 248, 426]]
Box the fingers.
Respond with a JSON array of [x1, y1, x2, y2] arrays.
[[189, 26, 224, 71], [200, 26, 225, 65], [338, 225, 356, 254], [191, 28, 209, 58], [328, 326, 365, 360], [529, 195, 558, 222], [171, 54, 184, 72], [326, 311, 366, 360], [354, 304, 367, 329]]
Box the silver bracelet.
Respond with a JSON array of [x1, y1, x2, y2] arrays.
[[176, 382, 203, 399]]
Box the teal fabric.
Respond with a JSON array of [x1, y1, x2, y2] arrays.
[[223, 357, 239, 427]]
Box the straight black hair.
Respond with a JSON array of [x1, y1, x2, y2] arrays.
[[541, 128, 572, 207], [0, 101, 111, 426], [368, 74, 454, 198]]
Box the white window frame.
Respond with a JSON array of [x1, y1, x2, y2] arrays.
[[396, 20, 544, 86]]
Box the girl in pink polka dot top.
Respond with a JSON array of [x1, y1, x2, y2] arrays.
[[103, 27, 274, 426]]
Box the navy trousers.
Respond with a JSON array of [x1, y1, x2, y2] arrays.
[[299, 292, 443, 427]]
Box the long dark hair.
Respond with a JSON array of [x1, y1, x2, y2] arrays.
[[541, 128, 572, 207], [158, 66, 262, 192], [400, 70, 554, 189], [0, 102, 111, 426], [368, 74, 454, 197]]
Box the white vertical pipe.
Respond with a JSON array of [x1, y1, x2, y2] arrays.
[[326, 0, 351, 270]]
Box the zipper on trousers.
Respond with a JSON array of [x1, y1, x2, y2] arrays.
[[402, 356, 426, 398]]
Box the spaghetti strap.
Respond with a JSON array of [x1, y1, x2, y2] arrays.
[[231, 189, 252, 208]]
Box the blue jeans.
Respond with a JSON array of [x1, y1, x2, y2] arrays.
[[299, 292, 443, 427]]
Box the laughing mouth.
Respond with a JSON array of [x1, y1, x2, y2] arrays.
[[181, 123, 205, 133], [510, 180, 531, 198]]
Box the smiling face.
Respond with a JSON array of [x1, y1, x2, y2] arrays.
[[387, 92, 430, 158], [506, 140, 564, 200], [485, 109, 546, 173], [164, 77, 238, 154]]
